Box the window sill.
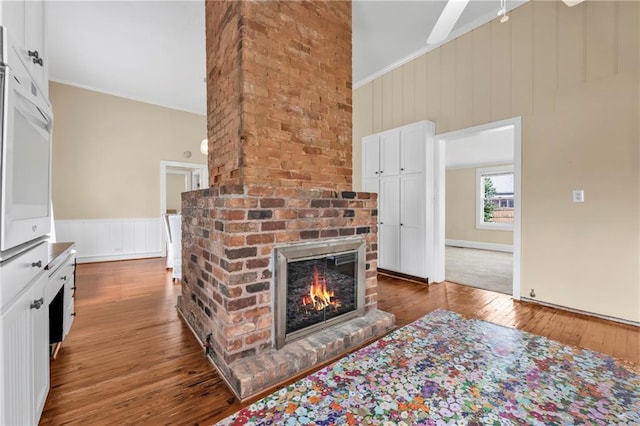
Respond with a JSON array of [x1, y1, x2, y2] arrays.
[[476, 223, 513, 232]]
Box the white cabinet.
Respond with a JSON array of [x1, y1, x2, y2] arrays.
[[379, 177, 401, 272], [362, 120, 435, 280], [48, 248, 77, 345], [0, 0, 25, 49], [31, 274, 50, 421], [0, 243, 77, 426], [0, 0, 48, 97], [0, 270, 49, 425], [24, 0, 46, 96], [380, 132, 401, 177], [59, 253, 76, 338], [362, 135, 381, 180]]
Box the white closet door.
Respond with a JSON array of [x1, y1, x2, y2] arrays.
[[400, 173, 426, 278], [379, 177, 401, 272], [380, 131, 401, 177], [401, 125, 425, 175], [362, 135, 380, 179], [362, 178, 379, 194]]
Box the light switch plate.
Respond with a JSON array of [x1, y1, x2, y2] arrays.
[[572, 190, 584, 203]]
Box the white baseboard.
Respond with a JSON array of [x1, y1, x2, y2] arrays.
[[445, 239, 513, 253], [55, 217, 165, 263], [520, 297, 640, 327], [76, 252, 164, 264]]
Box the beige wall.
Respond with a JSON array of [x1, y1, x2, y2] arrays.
[[50, 82, 206, 219], [166, 173, 186, 213], [352, 1, 639, 322], [446, 167, 513, 245]]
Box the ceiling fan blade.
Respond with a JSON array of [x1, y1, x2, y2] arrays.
[[562, 0, 585, 6], [427, 0, 470, 45]]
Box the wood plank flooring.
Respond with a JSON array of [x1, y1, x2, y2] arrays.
[[40, 258, 639, 425]]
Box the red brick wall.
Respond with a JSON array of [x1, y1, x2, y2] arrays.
[[179, 185, 378, 365], [205, 1, 353, 191], [205, 1, 243, 186]]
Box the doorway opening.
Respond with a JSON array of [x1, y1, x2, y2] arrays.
[[433, 117, 522, 299], [159, 161, 208, 216]]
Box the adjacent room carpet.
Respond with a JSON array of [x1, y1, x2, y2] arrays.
[[445, 246, 513, 294], [216, 310, 639, 425]]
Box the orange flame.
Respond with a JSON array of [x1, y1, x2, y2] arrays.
[[301, 268, 341, 311]]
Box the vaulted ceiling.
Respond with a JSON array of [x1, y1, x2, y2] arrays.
[[46, 0, 526, 116]]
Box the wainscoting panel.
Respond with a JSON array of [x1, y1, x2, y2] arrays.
[[55, 218, 164, 263]]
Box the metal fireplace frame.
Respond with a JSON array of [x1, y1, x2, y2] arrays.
[[274, 237, 366, 349]]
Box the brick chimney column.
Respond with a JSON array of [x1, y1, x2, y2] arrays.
[[205, 0, 352, 191]]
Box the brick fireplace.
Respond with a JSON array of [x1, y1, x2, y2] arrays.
[[177, 0, 395, 400]]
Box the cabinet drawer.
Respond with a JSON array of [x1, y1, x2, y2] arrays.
[[47, 254, 74, 304], [0, 242, 47, 311]]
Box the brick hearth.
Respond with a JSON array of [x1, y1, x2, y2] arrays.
[[177, 0, 395, 400]]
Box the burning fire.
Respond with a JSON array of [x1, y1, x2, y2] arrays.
[[301, 268, 341, 311]]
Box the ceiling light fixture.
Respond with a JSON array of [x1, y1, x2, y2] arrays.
[[562, 0, 585, 6], [498, 0, 509, 23], [426, 0, 470, 45], [200, 138, 208, 155]]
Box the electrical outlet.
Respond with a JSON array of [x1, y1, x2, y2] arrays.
[[572, 190, 584, 203]]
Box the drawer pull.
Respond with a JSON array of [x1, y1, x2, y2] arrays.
[[70, 313, 76, 317], [61, 275, 67, 281], [30, 298, 44, 310], [71, 287, 77, 290], [31, 260, 42, 268]]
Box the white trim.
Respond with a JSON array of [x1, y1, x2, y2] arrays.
[[445, 239, 513, 253], [431, 134, 447, 283], [446, 239, 513, 253], [353, 1, 528, 89], [434, 116, 522, 300], [76, 252, 163, 264], [49, 78, 206, 116], [520, 297, 640, 327], [160, 160, 208, 217], [476, 165, 514, 232]]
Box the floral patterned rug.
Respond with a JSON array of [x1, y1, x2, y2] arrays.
[[216, 309, 640, 425]]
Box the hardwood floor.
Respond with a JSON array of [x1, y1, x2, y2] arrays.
[[41, 258, 639, 425]]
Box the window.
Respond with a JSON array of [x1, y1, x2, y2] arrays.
[[476, 165, 514, 231]]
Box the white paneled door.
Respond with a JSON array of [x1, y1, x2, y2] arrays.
[[400, 174, 425, 277], [362, 135, 381, 180], [380, 131, 401, 177], [378, 177, 401, 272], [401, 126, 426, 174]]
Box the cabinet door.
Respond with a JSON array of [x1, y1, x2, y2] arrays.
[[0, 285, 34, 426], [362, 178, 379, 194], [378, 177, 401, 272], [31, 275, 49, 421], [0, 0, 26, 50], [362, 135, 380, 179], [401, 125, 425, 175], [24, 0, 46, 96], [379, 131, 400, 177], [63, 261, 76, 338], [400, 173, 426, 278]]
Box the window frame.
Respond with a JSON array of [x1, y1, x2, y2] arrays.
[[476, 165, 514, 231]]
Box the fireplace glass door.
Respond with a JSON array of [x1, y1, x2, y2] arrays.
[[286, 252, 357, 334], [275, 238, 366, 349]]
